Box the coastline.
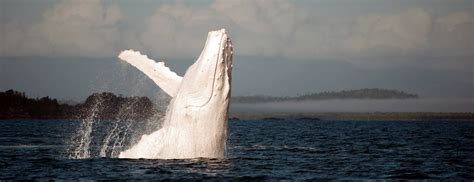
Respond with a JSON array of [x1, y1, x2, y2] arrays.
[[2, 112, 473, 121], [229, 112, 474, 121]]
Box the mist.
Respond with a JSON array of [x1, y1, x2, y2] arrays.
[[231, 98, 474, 113]]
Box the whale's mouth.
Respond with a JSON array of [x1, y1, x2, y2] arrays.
[[179, 29, 230, 108]]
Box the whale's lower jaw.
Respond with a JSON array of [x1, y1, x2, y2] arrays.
[[118, 29, 232, 159]]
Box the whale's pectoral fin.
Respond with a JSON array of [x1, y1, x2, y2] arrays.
[[118, 50, 182, 97]]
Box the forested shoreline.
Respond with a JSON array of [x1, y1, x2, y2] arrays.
[[1, 89, 471, 121], [0, 90, 158, 120], [233, 88, 418, 103]]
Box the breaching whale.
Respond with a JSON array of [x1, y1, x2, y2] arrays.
[[117, 29, 232, 159]]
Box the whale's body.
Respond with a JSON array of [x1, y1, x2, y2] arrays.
[[117, 29, 232, 159]]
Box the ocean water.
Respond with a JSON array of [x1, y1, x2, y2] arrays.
[[0, 119, 473, 180]]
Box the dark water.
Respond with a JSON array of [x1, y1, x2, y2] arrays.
[[0, 119, 473, 180]]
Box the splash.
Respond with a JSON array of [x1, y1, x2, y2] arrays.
[[118, 29, 233, 159], [67, 71, 164, 159], [69, 95, 103, 159]]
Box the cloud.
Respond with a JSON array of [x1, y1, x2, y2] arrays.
[[1, 0, 124, 57], [211, 0, 307, 57], [343, 8, 432, 56], [431, 11, 473, 56], [138, 2, 230, 58], [1, 0, 472, 63], [137, 0, 471, 61]]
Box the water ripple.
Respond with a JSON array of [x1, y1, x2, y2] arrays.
[[0, 120, 473, 180]]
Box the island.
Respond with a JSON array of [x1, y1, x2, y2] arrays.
[[232, 88, 418, 103], [1, 89, 472, 121]]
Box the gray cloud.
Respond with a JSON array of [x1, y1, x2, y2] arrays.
[[343, 8, 432, 56], [431, 11, 473, 57], [2, 0, 124, 57], [136, 0, 473, 62], [1, 0, 472, 62]]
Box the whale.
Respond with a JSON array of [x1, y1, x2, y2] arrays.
[[117, 29, 232, 159]]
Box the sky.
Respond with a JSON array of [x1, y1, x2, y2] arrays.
[[0, 0, 473, 106]]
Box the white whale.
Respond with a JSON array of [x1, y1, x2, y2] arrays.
[[117, 29, 232, 159]]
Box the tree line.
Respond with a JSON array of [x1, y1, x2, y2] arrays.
[[232, 88, 419, 103], [0, 90, 158, 120], [0, 88, 419, 119]]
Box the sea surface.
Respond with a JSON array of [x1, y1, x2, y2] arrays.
[[0, 119, 473, 180]]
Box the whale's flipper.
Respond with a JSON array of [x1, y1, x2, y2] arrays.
[[118, 50, 182, 97]]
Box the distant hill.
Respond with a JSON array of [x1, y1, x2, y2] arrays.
[[1, 89, 472, 121], [0, 88, 418, 120], [232, 88, 418, 103], [0, 90, 158, 120]]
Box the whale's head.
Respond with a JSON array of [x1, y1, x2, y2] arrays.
[[176, 29, 233, 108]]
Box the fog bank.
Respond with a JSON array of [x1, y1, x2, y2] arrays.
[[230, 98, 473, 113]]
